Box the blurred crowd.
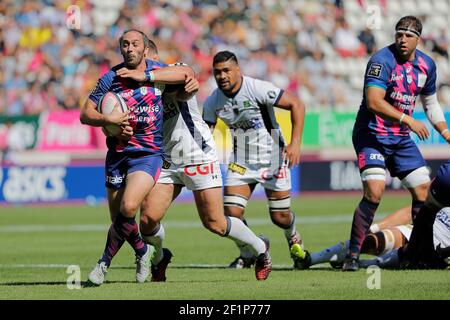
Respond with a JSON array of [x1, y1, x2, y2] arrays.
[[1, 0, 449, 116]]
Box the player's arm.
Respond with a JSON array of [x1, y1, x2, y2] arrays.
[[366, 86, 429, 140], [80, 98, 129, 128], [203, 95, 217, 134], [80, 98, 132, 140], [420, 93, 450, 144], [116, 65, 195, 84], [169, 75, 199, 102], [370, 205, 412, 233], [275, 91, 305, 168]]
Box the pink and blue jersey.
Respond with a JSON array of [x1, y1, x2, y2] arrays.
[[355, 44, 437, 136], [89, 60, 167, 155]]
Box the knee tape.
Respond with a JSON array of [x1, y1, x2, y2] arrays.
[[224, 194, 248, 209], [268, 196, 291, 213], [361, 167, 386, 182], [401, 166, 430, 188]]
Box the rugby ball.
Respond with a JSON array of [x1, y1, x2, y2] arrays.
[[97, 92, 128, 136]]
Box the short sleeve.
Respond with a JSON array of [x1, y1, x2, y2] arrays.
[[421, 60, 437, 96], [202, 94, 217, 125], [365, 56, 390, 90], [252, 78, 283, 107], [88, 72, 114, 104]]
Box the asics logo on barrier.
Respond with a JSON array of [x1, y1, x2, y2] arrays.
[[184, 163, 215, 177]]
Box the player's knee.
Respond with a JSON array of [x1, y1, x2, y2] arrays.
[[361, 167, 386, 202], [270, 210, 292, 228], [361, 167, 386, 183], [268, 197, 292, 227], [202, 218, 227, 236], [401, 166, 430, 190], [139, 215, 158, 234], [224, 194, 248, 218], [362, 229, 398, 256], [120, 200, 140, 217]]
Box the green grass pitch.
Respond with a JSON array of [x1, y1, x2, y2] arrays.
[[0, 193, 448, 300]]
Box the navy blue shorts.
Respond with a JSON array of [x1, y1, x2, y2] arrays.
[[105, 151, 163, 190], [430, 161, 450, 207], [353, 133, 426, 178]]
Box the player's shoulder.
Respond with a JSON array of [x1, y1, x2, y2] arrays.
[[145, 59, 168, 69], [243, 75, 270, 87], [415, 49, 436, 70], [242, 76, 278, 94], [369, 44, 396, 65], [101, 62, 124, 81], [204, 88, 222, 109]]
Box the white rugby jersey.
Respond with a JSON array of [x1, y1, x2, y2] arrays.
[[203, 76, 285, 166], [162, 93, 218, 166]]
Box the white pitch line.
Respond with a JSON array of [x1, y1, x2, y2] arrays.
[[0, 213, 388, 233], [0, 263, 315, 270]]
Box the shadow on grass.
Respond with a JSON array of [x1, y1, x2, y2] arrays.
[[0, 280, 137, 287]]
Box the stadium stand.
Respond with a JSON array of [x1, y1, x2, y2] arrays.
[[1, 0, 449, 115]]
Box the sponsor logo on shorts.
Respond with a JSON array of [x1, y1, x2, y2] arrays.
[[184, 163, 215, 177], [369, 153, 385, 161], [106, 175, 124, 185], [228, 163, 247, 175], [261, 167, 288, 181], [162, 160, 171, 169]]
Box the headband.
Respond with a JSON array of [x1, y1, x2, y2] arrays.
[[395, 27, 421, 37]]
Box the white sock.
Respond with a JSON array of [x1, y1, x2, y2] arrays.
[[226, 217, 266, 255], [142, 224, 165, 264], [310, 240, 349, 265], [283, 211, 297, 239]]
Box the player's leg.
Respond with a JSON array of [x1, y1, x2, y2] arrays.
[[88, 153, 129, 285], [139, 182, 182, 281], [344, 143, 387, 271], [400, 168, 430, 222], [193, 186, 272, 280], [223, 184, 257, 267], [370, 205, 412, 233], [361, 226, 409, 256], [395, 138, 431, 222], [295, 225, 410, 269], [91, 155, 162, 284], [343, 178, 385, 271], [264, 189, 305, 268]]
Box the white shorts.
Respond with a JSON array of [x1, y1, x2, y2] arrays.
[[395, 224, 413, 241], [225, 162, 291, 191], [433, 207, 450, 252], [157, 160, 222, 191]]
